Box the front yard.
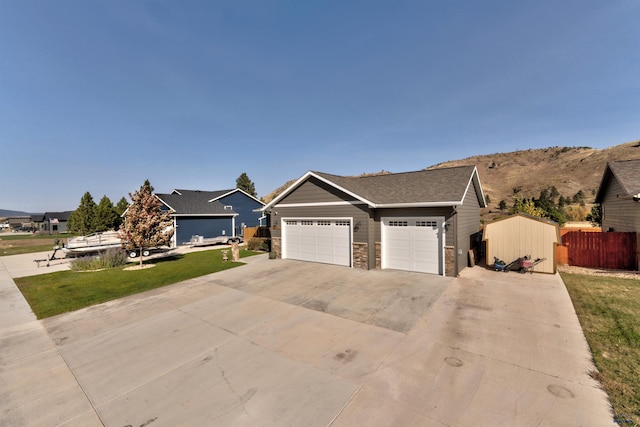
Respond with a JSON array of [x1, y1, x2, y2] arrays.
[[561, 272, 640, 426], [15, 248, 259, 319]]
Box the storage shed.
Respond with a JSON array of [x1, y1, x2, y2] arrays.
[[483, 213, 560, 274]]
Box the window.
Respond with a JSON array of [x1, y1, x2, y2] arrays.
[[301, 220, 314, 225], [224, 205, 233, 210], [416, 221, 437, 228], [317, 220, 331, 226], [335, 221, 350, 227], [388, 221, 408, 227], [284, 220, 298, 225]]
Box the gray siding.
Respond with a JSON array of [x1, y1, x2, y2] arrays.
[[278, 177, 361, 205], [455, 183, 481, 274], [602, 177, 640, 233], [373, 207, 455, 246], [271, 204, 370, 243]]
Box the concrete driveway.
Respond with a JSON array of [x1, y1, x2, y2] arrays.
[[1, 254, 615, 426]]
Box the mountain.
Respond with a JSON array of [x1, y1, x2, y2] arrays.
[[428, 140, 640, 210], [263, 140, 640, 220], [0, 209, 32, 217]]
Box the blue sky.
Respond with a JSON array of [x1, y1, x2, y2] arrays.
[[1, 1, 638, 213]]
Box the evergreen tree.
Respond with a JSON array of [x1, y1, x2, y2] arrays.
[[586, 204, 602, 226], [119, 180, 173, 267], [93, 196, 119, 232], [236, 172, 257, 198], [68, 192, 97, 235], [114, 197, 129, 229]]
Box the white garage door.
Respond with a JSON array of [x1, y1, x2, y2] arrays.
[[381, 216, 444, 275], [282, 219, 351, 267]]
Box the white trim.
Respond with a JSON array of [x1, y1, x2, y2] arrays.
[[154, 195, 176, 212], [381, 216, 445, 276], [261, 171, 375, 211], [460, 166, 487, 208], [281, 217, 353, 267], [375, 201, 462, 208], [170, 189, 182, 195], [275, 201, 367, 208], [208, 188, 265, 206], [232, 216, 236, 237], [171, 213, 238, 217]]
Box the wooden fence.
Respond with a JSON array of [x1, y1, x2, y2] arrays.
[[561, 231, 638, 270], [243, 226, 271, 241]]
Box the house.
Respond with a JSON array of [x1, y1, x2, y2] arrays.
[[261, 166, 486, 276], [594, 159, 640, 264], [43, 211, 73, 233], [483, 213, 560, 274], [595, 159, 640, 232], [155, 188, 265, 247]]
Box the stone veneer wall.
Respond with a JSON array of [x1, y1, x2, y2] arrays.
[[445, 246, 455, 277], [352, 242, 368, 269], [271, 237, 282, 259], [375, 242, 381, 269]]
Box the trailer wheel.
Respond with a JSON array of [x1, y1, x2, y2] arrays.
[[142, 250, 150, 257], [129, 251, 138, 258]]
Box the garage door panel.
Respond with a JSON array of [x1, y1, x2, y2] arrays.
[[283, 219, 351, 267], [382, 217, 443, 275]]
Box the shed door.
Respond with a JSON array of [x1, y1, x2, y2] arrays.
[[282, 219, 351, 267], [381, 217, 444, 275]]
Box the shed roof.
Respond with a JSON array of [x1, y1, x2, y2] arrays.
[[264, 166, 486, 209], [595, 159, 640, 203], [155, 189, 236, 215]]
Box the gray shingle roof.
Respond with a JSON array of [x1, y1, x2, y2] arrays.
[[313, 165, 481, 205], [155, 189, 236, 215], [595, 159, 640, 203]]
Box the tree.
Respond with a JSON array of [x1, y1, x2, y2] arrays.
[[511, 196, 546, 218], [67, 192, 97, 235], [498, 200, 507, 212], [236, 172, 257, 198], [586, 204, 602, 227], [485, 194, 491, 204], [119, 180, 173, 267], [93, 196, 119, 232], [114, 197, 129, 229]]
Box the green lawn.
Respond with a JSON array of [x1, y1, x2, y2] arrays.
[[561, 272, 640, 426], [0, 233, 69, 256], [16, 248, 260, 319]]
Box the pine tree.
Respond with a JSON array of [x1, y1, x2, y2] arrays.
[[114, 197, 129, 229], [68, 192, 97, 235], [236, 172, 257, 198], [93, 196, 119, 232], [119, 180, 173, 267]]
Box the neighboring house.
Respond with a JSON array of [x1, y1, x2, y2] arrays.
[[595, 159, 640, 232], [31, 214, 46, 232], [43, 211, 73, 233], [261, 166, 486, 276], [155, 188, 265, 247], [594, 159, 640, 263]]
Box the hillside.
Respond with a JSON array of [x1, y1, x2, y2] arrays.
[[263, 140, 640, 215], [428, 140, 640, 210]]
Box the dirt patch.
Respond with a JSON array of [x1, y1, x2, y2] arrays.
[[558, 265, 640, 280], [123, 264, 156, 271]]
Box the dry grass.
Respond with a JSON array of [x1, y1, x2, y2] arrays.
[[561, 272, 640, 425]]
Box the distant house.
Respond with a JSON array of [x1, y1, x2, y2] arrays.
[[43, 211, 73, 233], [261, 166, 486, 276], [155, 188, 265, 247], [594, 159, 640, 261], [31, 214, 46, 232]]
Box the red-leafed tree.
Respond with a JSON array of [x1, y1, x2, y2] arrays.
[[119, 180, 173, 267]]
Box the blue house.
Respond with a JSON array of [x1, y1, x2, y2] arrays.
[[155, 188, 265, 247]]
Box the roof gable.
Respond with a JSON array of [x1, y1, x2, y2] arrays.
[[208, 188, 265, 206], [595, 159, 640, 203], [264, 166, 486, 210], [155, 189, 236, 215]]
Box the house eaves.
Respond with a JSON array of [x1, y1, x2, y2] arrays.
[[260, 171, 375, 211], [208, 188, 265, 205]]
